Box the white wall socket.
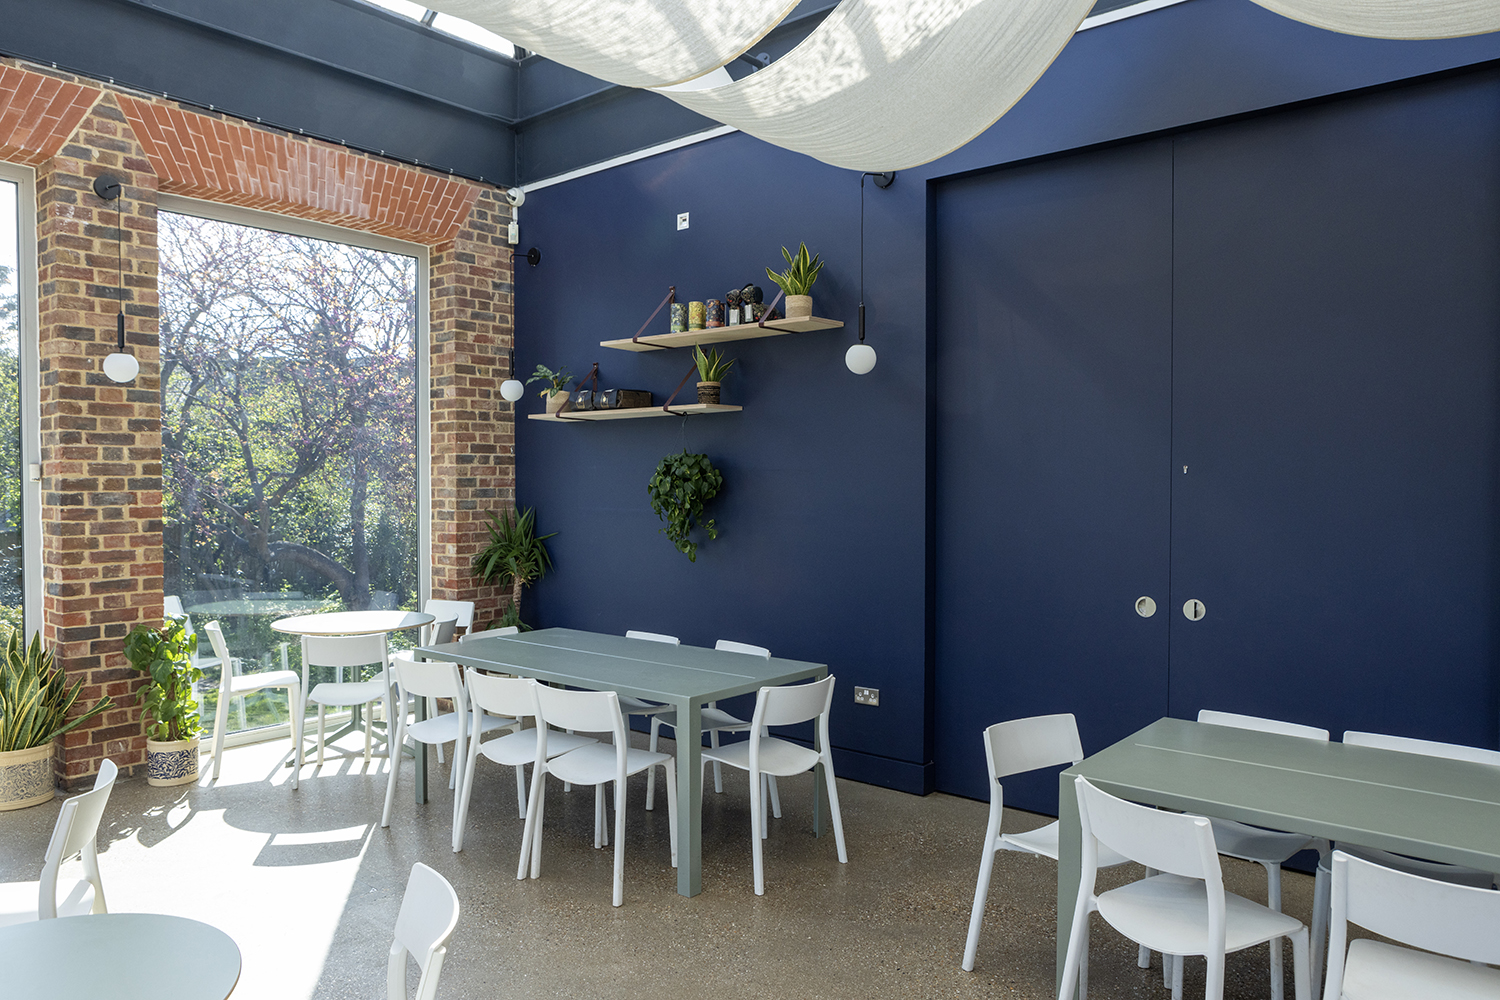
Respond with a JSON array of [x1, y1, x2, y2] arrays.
[[854, 686, 879, 706], [676, 212, 690, 230]]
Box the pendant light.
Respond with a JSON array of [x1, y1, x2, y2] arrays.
[[500, 348, 525, 402], [847, 171, 893, 375], [93, 174, 138, 384]]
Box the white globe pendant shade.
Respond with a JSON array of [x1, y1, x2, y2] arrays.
[[845, 343, 877, 375], [500, 378, 526, 402], [102, 352, 139, 383]]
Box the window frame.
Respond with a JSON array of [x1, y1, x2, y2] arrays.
[[0, 163, 43, 639]]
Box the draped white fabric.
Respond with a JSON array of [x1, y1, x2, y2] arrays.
[[657, 0, 1096, 172], [421, 0, 799, 88], [1249, 1, 1500, 40]]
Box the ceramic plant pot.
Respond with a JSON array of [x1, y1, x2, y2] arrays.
[[784, 294, 813, 320], [0, 743, 55, 811], [697, 381, 721, 405], [544, 390, 570, 414], [146, 736, 200, 787]]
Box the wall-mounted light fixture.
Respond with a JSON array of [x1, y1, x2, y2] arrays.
[[501, 347, 525, 402], [849, 171, 894, 375], [92, 174, 138, 384]]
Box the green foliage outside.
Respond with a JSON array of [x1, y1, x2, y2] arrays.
[[0, 630, 111, 753], [125, 617, 204, 743], [648, 451, 723, 562]]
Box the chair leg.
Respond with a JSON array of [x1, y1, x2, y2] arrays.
[[317, 705, 326, 767], [454, 724, 481, 853], [211, 684, 231, 781], [1288, 926, 1311, 1000], [1264, 861, 1285, 1000], [380, 709, 404, 828], [760, 774, 770, 839], [363, 702, 373, 763], [612, 777, 627, 907], [288, 682, 302, 791], [750, 767, 766, 895], [1057, 899, 1090, 1000], [767, 774, 782, 819], [710, 728, 723, 793], [1310, 860, 1330, 1000], [525, 767, 548, 881], [1079, 920, 1089, 1000], [594, 785, 605, 850], [1171, 953, 1185, 1000], [821, 756, 848, 864], [515, 761, 528, 819], [430, 697, 444, 763], [646, 716, 662, 811], [962, 824, 1001, 970], [1205, 950, 1225, 1000], [662, 759, 678, 868]]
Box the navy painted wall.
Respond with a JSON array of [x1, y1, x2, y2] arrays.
[[514, 0, 1500, 797]]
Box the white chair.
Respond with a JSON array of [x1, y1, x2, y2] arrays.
[[453, 671, 597, 852], [962, 714, 1130, 972], [520, 681, 679, 907], [0, 759, 117, 926], [701, 674, 848, 896], [422, 599, 474, 638], [303, 632, 392, 766], [617, 629, 679, 719], [203, 621, 304, 788], [164, 595, 223, 673], [646, 639, 781, 816], [388, 862, 461, 1000], [416, 617, 457, 764], [1192, 709, 1331, 1000], [1058, 775, 1312, 1000], [381, 652, 517, 831], [1323, 851, 1500, 1000], [460, 626, 519, 641]]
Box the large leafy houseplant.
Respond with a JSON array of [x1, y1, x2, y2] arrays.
[[474, 507, 556, 625], [124, 617, 203, 743], [0, 630, 112, 753], [648, 451, 724, 562]]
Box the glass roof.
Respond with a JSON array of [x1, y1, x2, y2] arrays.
[[359, 0, 517, 58]]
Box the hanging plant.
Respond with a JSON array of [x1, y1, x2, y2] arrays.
[[648, 451, 724, 562]]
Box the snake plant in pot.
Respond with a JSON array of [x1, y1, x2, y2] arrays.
[[0, 630, 112, 810], [766, 242, 825, 321], [125, 616, 204, 787]]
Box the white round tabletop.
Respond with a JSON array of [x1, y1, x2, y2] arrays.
[[271, 609, 435, 636], [0, 913, 241, 999]]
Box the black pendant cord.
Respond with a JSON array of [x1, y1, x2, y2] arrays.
[[116, 190, 125, 351], [858, 173, 866, 344]]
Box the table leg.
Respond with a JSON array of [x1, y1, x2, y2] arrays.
[[1057, 770, 1082, 997], [413, 698, 427, 805], [674, 699, 702, 897]]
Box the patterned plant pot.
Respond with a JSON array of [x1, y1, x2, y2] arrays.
[[0, 743, 55, 811], [697, 381, 721, 405], [146, 737, 200, 787]]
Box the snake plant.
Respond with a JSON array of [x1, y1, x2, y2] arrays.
[[0, 630, 112, 753]]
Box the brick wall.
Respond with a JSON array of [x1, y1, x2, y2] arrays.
[[0, 58, 517, 785]]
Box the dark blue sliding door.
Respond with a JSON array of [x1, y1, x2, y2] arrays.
[[933, 141, 1175, 806], [1167, 71, 1500, 748]]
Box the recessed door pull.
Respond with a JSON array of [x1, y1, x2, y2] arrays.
[[1183, 599, 1206, 621], [1135, 596, 1157, 618]]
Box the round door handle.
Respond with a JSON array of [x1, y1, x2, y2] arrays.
[[1183, 599, 1206, 621], [1135, 596, 1157, 618]]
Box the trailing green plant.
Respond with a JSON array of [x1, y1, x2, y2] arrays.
[[766, 242, 825, 297], [693, 345, 735, 383], [124, 616, 203, 743], [0, 630, 112, 753], [525, 364, 573, 398], [648, 451, 724, 562], [474, 507, 556, 620]]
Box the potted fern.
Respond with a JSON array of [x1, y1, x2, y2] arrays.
[[693, 345, 735, 406], [474, 506, 556, 628], [0, 630, 111, 810], [766, 242, 825, 321], [125, 616, 204, 787]]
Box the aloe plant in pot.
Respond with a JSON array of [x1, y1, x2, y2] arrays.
[[0, 631, 112, 810], [766, 242, 825, 321], [125, 616, 204, 787]]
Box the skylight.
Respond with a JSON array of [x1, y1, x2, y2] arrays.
[[358, 1, 517, 59]]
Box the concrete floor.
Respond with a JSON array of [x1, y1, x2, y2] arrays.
[[0, 732, 1325, 999]]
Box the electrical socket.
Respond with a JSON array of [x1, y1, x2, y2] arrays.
[[677, 212, 690, 230], [854, 686, 879, 707]]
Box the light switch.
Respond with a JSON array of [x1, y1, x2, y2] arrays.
[[676, 212, 689, 230]]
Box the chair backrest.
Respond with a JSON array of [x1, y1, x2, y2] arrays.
[[1197, 709, 1328, 741], [422, 617, 458, 647], [39, 759, 117, 919], [626, 630, 679, 645], [533, 682, 626, 743], [1330, 850, 1500, 968], [751, 674, 835, 729], [715, 639, 771, 658], [1343, 730, 1500, 767], [305, 633, 388, 669], [423, 599, 475, 634], [461, 626, 519, 641], [203, 622, 233, 689], [983, 713, 1085, 781], [164, 595, 185, 617], [390, 652, 463, 702], [466, 671, 537, 721], [1075, 775, 1222, 883], [388, 862, 461, 1000]]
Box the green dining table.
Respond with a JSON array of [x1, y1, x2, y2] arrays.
[[1057, 716, 1500, 994], [418, 627, 830, 897]]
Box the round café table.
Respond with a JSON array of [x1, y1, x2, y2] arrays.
[[0, 913, 241, 999]]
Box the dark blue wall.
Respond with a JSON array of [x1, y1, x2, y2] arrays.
[[514, 0, 1500, 796]]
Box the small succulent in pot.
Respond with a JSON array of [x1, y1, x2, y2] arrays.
[[693, 345, 735, 405]]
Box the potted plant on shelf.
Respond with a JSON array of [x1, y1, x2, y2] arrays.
[[526, 365, 574, 414], [474, 506, 556, 629], [766, 242, 826, 321], [125, 616, 204, 787], [0, 631, 111, 810], [693, 345, 735, 406], [648, 451, 724, 562]]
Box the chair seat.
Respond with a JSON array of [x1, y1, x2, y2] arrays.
[[1001, 821, 1130, 867], [547, 742, 670, 786], [617, 696, 671, 716], [1341, 938, 1500, 1000], [0, 879, 94, 927], [309, 679, 387, 708], [1210, 817, 1319, 864], [406, 711, 515, 746], [480, 728, 597, 767], [1096, 873, 1303, 956], [228, 669, 299, 694], [1328, 842, 1496, 889], [703, 735, 818, 777], [654, 707, 749, 732]]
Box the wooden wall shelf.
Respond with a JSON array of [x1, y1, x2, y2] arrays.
[[528, 403, 743, 423], [601, 316, 843, 353]]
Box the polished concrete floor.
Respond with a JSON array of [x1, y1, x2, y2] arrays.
[[0, 732, 1325, 999]]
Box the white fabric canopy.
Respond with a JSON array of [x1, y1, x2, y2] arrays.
[[657, 0, 1096, 172], [1250, 0, 1500, 40], [422, 0, 799, 88]]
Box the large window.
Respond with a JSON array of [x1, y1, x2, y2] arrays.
[[159, 206, 424, 738], [0, 180, 22, 638]]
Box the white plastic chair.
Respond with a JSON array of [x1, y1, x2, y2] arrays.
[[303, 632, 391, 765], [520, 681, 679, 907], [460, 626, 519, 641], [1323, 850, 1500, 1000], [962, 714, 1130, 972], [646, 639, 781, 816], [701, 674, 848, 895], [1058, 776, 1312, 1000], [452, 671, 598, 852], [203, 622, 304, 788], [1192, 709, 1331, 1000], [422, 599, 474, 638], [388, 862, 461, 1000], [416, 617, 457, 764], [0, 759, 118, 926]]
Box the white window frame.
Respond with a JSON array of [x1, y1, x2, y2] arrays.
[[0, 163, 43, 638]]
